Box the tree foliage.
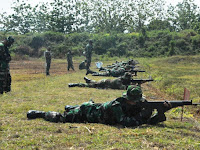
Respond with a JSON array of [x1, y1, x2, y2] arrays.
[[2, 0, 199, 34]]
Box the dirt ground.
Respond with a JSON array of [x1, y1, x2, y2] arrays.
[[10, 60, 80, 75]]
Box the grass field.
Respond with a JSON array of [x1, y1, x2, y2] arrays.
[[0, 56, 200, 149]]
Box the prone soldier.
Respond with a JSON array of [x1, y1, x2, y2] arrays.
[[27, 85, 172, 126], [68, 72, 153, 89], [86, 65, 145, 77], [27, 85, 199, 126]]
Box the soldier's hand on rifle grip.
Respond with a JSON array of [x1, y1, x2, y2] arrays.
[[163, 101, 172, 112]]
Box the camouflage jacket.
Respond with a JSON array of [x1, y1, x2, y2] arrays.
[[85, 44, 93, 59], [62, 98, 151, 127], [67, 52, 73, 63], [78, 78, 126, 90], [0, 42, 11, 68], [44, 51, 51, 61]]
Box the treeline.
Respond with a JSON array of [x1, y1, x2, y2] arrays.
[[2, 29, 200, 58], [0, 0, 199, 58], [0, 0, 200, 34]]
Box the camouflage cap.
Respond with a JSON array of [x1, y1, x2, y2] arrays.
[[123, 85, 143, 102], [89, 39, 93, 43], [7, 36, 14, 44]]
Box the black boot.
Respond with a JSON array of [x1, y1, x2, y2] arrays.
[[68, 83, 79, 87], [84, 76, 91, 83], [86, 69, 93, 75], [86, 69, 90, 75], [27, 110, 45, 119]]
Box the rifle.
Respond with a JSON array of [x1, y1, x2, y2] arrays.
[[127, 69, 145, 76], [140, 100, 200, 111], [130, 79, 153, 85]]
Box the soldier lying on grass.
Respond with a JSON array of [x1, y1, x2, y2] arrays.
[[68, 72, 152, 89], [27, 85, 172, 127]]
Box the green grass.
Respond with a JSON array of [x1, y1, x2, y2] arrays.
[[0, 56, 200, 149]]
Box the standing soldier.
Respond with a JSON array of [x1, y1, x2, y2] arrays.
[[0, 36, 14, 94], [85, 39, 93, 70], [67, 50, 75, 71], [44, 48, 52, 76]]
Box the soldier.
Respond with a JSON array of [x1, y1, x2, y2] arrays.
[[27, 85, 170, 126], [68, 72, 132, 89], [0, 36, 14, 94], [87, 64, 145, 77], [85, 39, 93, 69], [86, 66, 125, 77], [44, 48, 52, 76], [67, 50, 75, 71], [79, 60, 87, 70]]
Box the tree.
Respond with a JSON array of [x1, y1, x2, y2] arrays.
[[147, 19, 173, 31], [127, 0, 166, 32], [167, 0, 199, 31]]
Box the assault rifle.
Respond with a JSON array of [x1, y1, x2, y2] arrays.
[[137, 100, 200, 124], [139, 100, 200, 111], [127, 69, 145, 76], [130, 78, 153, 86]]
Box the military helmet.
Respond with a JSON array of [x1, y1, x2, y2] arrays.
[[123, 85, 143, 102], [89, 39, 93, 43], [7, 36, 14, 44], [122, 72, 132, 80]]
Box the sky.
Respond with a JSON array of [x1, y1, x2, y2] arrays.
[[0, 0, 200, 15]]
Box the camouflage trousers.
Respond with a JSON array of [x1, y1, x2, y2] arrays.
[[45, 60, 51, 75], [67, 62, 74, 71], [86, 57, 91, 70], [0, 63, 11, 94]]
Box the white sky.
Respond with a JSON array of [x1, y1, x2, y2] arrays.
[[0, 0, 200, 14]]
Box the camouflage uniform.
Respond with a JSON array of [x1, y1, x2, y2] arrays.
[[87, 67, 126, 77], [27, 85, 168, 126], [67, 50, 75, 71], [0, 36, 14, 94], [85, 40, 93, 69], [68, 72, 132, 90], [79, 60, 86, 70], [44, 49, 52, 75]]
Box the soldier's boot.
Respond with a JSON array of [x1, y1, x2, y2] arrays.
[[68, 83, 80, 87], [84, 76, 92, 83], [99, 67, 103, 71], [27, 110, 46, 119], [5, 86, 11, 93], [86, 69, 95, 75]]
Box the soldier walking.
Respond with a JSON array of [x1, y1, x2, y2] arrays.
[[0, 36, 14, 94], [44, 48, 52, 76], [67, 50, 75, 71]]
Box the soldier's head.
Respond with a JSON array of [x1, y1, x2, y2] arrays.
[[123, 85, 143, 103], [125, 65, 131, 71], [121, 72, 132, 80], [4, 36, 14, 47], [89, 39, 93, 45]]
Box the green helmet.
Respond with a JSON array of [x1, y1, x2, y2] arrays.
[[123, 85, 142, 102], [121, 72, 132, 80], [7, 36, 14, 44]]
